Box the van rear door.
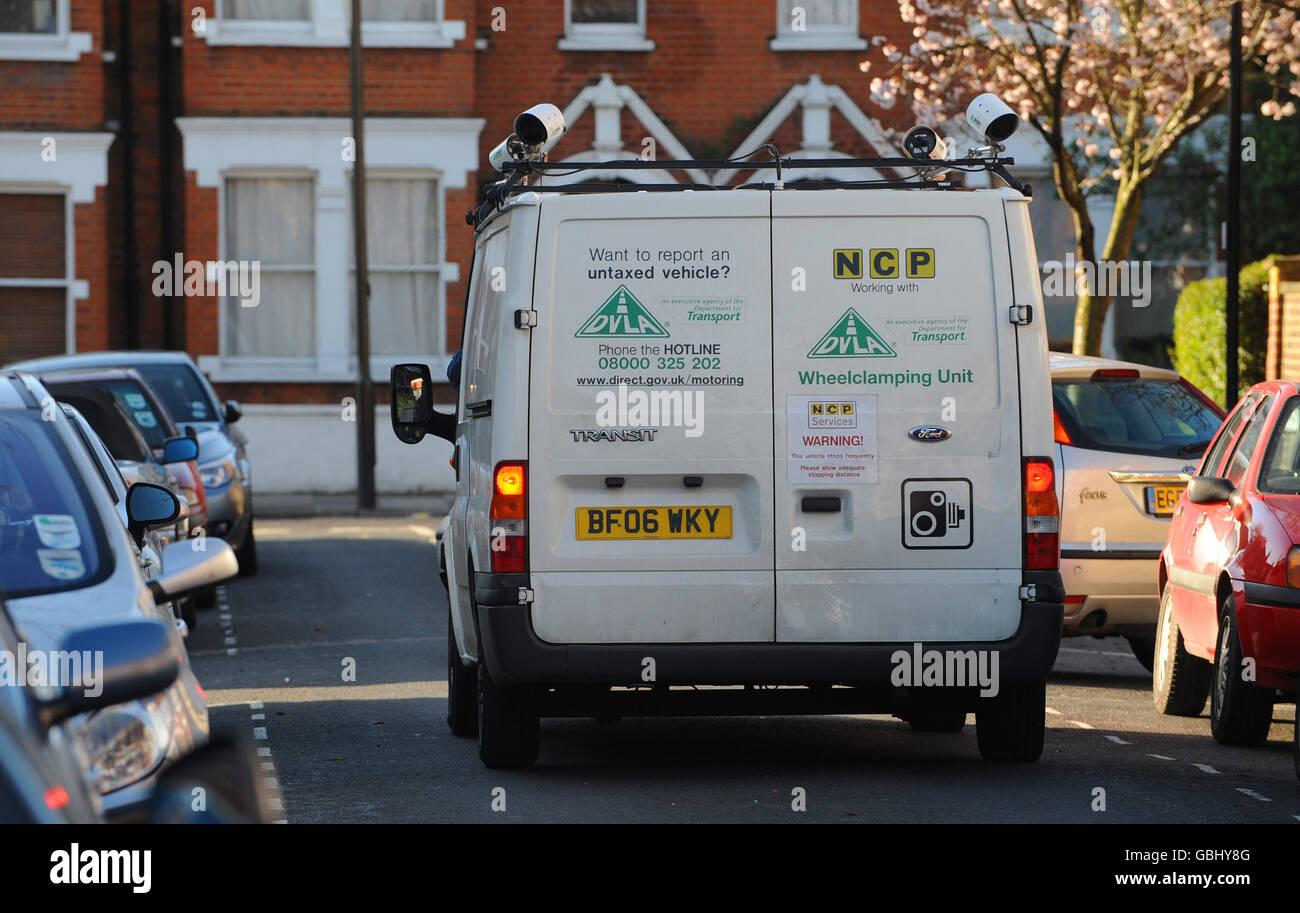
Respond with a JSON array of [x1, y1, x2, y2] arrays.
[[528, 193, 776, 644], [770, 190, 1024, 644]]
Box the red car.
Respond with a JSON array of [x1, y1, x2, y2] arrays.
[[1156, 381, 1300, 763]]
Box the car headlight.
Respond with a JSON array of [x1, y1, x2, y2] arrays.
[[199, 459, 235, 490], [79, 699, 172, 795]]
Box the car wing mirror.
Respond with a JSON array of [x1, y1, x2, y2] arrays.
[[161, 435, 200, 464], [223, 400, 242, 425], [1186, 476, 1234, 504], [126, 482, 181, 543], [148, 539, 239, 604], [391, 363, 455, 445], [39, 620, 180, 728]]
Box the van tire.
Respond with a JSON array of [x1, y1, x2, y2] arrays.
[[976, 678, 1045, 762], [1152, 582, 1210, 716], [447, 612, 477, 737], [476, 636, 539, 770], [904, 710, 967, 732], [1210, 597, 1274, 746]]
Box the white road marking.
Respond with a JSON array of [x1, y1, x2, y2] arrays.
[[1192, 763, 1220, 774], [253, 726, 268, 740], [249, 701, 263, 710], [1068, 720, 1094, 730], [224, 636, 237, 645], [251, 713, 265, 720], [1057, 647, 1137, 658], [1045, 707, 1063, 716], [1235, 788, 1271, 802], [260, 761, 276, 771], [263, 778, 280, 790], [1149, 754, 1176, 760], [257, 747, 272, 757], [225, 648, 238, 656], [1105, 735, 1131, 745]]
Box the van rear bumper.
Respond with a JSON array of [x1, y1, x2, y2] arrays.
[[475, 572, 1064, 688]]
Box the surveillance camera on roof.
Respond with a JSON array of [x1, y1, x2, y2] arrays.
[[901, 125, 947, 161], [489, 104, 568, 174], [966, 93, 1020, 144]]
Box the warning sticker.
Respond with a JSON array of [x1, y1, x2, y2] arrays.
[[787, 395, 877, 484], [38, 549, 86, 581], [33, 514, 81, 550]]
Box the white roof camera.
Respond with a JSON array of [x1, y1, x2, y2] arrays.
[[965, 93, 1020, 144], [489, 103, 568, 174]]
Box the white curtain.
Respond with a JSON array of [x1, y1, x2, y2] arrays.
[[352, 178, 442, 357], [224, 177, 315, 358], [359, 0, 437, 22], [224, 0, 310, 20]]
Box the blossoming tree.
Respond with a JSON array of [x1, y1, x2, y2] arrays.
[[861, 0, 1299, 354]]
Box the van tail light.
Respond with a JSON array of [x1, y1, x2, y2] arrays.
[[1052, 410, 1072, 446], [490, 461, 527, 573], [1024, 457, 1059, 571]]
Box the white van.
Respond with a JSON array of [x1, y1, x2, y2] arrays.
[[393, 165, 1064, 768]]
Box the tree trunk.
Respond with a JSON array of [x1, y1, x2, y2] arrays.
[[1069, 213, 1101, 355], [1071, 180, 1146, 356]]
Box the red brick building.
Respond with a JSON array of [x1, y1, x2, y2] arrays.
[[7, 0, 1053, 494]]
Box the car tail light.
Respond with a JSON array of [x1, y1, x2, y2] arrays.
[[44, 785, 70, 811], [1287, 548, 1300, 588], [1053, 410, 1072, 446], [1090, 368, 1139, 380], [490, 462, 527, 573], [1024, 457, 1059, 570]]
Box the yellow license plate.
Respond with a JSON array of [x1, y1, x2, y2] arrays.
[[576, 505, 733, 540], [1144, 485, 1183, 517]]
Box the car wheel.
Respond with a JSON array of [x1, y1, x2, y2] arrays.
[[447, 611, 478, 737], [236, 520, 259, 577], [1125, 634, 1156, 673], [476, 624, 539, 770], [1210, 595, 1274, 746], [975, 678, 1045, 762], [903, 709, 967, 732], [194, 586, 218, 609], [1152, 582, 1211, 716]]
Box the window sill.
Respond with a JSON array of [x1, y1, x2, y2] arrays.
[[769, 35, 868, 51], [0, 32, 93, 61], [557, 35, 654, 52], [199, 20, 466, 48]]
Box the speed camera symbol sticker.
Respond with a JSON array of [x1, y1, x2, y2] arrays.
[[902, 479, 972, 549]]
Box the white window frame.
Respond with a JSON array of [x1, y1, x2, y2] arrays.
[[771, 0, 866, 51], [219, 169, 320, 369], [0, 187, 76, 354], [0, 0, 92, 61], [346, 168, 449, 375], [559, 0, 653, 52], [202, 0, 465, 48]]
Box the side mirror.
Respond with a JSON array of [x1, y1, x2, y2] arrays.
[[126, 482, 181, 542], [161, 435, 200, 464], [223, 400, 242, 424], [39, 620, 180, 727], [392, 363, 435, 444], [1187, 476, 1234, 504], [147, 539, 239, 604]]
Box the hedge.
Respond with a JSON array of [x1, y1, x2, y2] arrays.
[[1171, 258, 1273, 407]]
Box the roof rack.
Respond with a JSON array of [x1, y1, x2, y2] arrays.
[[466, 145, 1030, 227]]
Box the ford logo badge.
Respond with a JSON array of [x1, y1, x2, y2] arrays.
[[909, 425, 951, 442]]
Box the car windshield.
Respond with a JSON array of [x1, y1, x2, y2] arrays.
[[1258, 399, 1300, 494], [133, 364, 217, 425], [0, 414, 106, 599], [1053, 379, 1223, 458], [93, 379, 171, 449]]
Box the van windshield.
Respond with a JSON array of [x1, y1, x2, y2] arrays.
[[1053, 379, 1222, 458]]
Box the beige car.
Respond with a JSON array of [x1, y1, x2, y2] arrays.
[[1051, 353, 1225, 669]]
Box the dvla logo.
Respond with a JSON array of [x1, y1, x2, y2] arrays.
[[807, 308, 896, 358], [576, 285, 669, 338]]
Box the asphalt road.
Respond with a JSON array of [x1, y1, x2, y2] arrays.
[[187, 516, 1300, 824]]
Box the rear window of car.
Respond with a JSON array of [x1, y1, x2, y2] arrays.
[[1053, 379, 1223, 458], [1258, 399, 1300, 494], [93, 379, 171, 449], [0, 413, 108, 599], [134, 364, 216, 425]]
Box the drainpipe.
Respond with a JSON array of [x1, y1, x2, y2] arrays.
[[159, 0, 180, 349], [118, 0, 139, 348]]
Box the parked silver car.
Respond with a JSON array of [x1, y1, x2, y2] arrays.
[[1050, 353, 1224, 669], [0, 371, 237, 819], [6, 351, 256, 576]]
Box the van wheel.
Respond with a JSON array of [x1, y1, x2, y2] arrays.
[[976, 678, 1045, 762], [1125, 635, 1156, 673], [446, 612, 477, 737], [1210, 597, 1274, 746], [1152, 582, 1210, 716], [903, 709, 967, 732], [476, 637, 539, 769]]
